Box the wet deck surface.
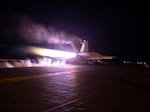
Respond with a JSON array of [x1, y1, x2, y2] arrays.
[[0, 64, 150, 112]]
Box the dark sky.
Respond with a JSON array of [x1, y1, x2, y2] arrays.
[[0, 0, 149, 57]]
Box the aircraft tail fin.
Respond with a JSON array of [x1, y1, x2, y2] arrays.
[[80, 40, 89, 53]]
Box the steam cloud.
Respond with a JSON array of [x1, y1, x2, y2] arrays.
[[0, 58, 67, 68], [17, 16, 81, 44]]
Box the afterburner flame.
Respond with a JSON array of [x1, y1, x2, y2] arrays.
[[28, 47, 76, 59]]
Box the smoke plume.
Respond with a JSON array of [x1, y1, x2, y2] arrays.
[[17, 16, 81, 44]]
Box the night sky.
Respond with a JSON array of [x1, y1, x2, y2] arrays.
[[0, 0, 149, 58]]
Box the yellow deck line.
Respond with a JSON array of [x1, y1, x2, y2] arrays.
[[0, 71, 73, 83], [144, 64, 150, 68]]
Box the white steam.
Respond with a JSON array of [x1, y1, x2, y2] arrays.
[[0, 58, 67, 68], [17, 16, 80, 44]]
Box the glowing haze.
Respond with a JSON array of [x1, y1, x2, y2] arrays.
[[16, 16, 79, 59], [28, 46, 76, 59], [1, 15, 80, 62]]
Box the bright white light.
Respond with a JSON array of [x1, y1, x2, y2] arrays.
[[28, 47, 76, 59], [123, 61, 126, 63]]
